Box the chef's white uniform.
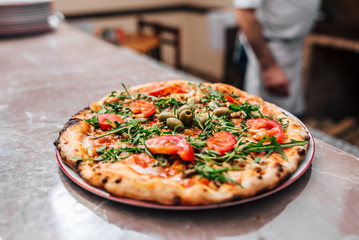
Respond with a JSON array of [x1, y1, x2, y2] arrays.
[[233, 0, 320, 115]]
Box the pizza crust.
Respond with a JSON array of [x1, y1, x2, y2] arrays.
[[55, 80, 309, 205]]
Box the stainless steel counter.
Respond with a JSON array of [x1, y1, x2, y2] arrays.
[[0, 24, 358, 240]]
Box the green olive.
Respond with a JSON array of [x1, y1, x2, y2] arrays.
[[213, 107, 230, 117], [158, 111, 176, 122], [166, 118, 185, 132], [199, 115, 209, 124], [179, 109, 193, 126], [192, 114, 208, 128], [177, 105, 192, 116]]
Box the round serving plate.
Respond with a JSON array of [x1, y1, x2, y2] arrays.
[[56, 110, 315, 210]]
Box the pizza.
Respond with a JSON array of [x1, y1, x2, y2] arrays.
[[54, 80, 309, 206]]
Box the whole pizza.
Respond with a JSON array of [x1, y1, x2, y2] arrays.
[[54, 80, 309, 205]]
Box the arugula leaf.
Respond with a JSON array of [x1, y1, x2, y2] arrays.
[[84, 116, 99, 128], [277, 117, 289, 130], [102, 102, 123, 114], [153, 155, 168, 167], [105, 119, 116, 128], [228, 102, 262, 119], [92, 126, 127, 140], [154, 97, 183, 113], [270, 136, 288, 160], [197, 131, 214, 140], [243, 138, 308, 160], [70, 146, 145, 163], [195, 139, 250, 164], [254, 157, 261, 163], [70, 157, 86, 161], [194, 162, 241, 186], [189, 141, 207, 148], [207, 85, 220, 99], [96, 145, 107, 153], [193, 115, 205, 130], [122, 83, 134, 100]]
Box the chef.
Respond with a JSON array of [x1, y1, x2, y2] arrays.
[[233, 0, 321, 116]]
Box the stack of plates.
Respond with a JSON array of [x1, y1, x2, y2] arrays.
[[0, 1, 58, 37]]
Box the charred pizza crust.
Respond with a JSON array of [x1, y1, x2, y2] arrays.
[[55, 80, 309, 205]]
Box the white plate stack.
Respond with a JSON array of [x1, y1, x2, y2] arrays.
[[0, 0, 56, 37]]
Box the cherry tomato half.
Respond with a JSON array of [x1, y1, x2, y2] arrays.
[[147, 85, 188, 97], [97, 114, 124, 131], [247, 118, 284, 143], [224, 94, 242, 105], [130, 100, 156, 117], [207, 131, 237, 155], [145, 135, 195, 162]]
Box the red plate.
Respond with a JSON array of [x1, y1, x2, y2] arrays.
[[56, 110, 315, 210]]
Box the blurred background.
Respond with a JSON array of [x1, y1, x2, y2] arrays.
[[2, 0, 359, 150]]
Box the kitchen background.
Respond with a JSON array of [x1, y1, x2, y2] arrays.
[[52, 0, 359, 149]]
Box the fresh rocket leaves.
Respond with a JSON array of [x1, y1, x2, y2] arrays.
[[195, 139, 250, 165], [277, 117, 289, 130], [207, 86, 221, 99], [99, 103, 133, 119], [270, 136, 288, 160], [154, 97, 182, 113], [199, 85, 228, 106], [243, 137, 308, 160], [195, 136, 308, 165], [84, 116, 99, 128], [194, 162, 241, 186], [228, 101, 262, 119], [102, 102, 123, 114], [122, 83, 135, 100], [188, 141, 207, 148], [153, 155, 168, 167], [70, 146, 145, 163], [92, 119, 166, 145]]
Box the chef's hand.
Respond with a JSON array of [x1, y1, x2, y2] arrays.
[[261, 64, 290, 97]]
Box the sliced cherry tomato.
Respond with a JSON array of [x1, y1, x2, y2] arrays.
[[129, 100, 156, 117], [207, 131, 236, 155], [134, 82, 189, 97], [147, 85, 188, 97], [224, 94, 242, 105], [145, 135, 195, 162], [97, 114, 124, 131], [247, 118, 284, 143]]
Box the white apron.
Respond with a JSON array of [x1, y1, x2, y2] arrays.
[[234, 0, 321, 116], [242, 36, 305, 115]]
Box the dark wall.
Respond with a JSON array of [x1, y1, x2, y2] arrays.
[[305, 45, 359, 119], [315, 0, 359, 39]]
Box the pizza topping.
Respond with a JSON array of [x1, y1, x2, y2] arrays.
[[192, 114, 208, 130], [247, 118, 284, 143], [158, 111, 176, 122], [212, 107, 229, 117], [57, 81, 314, 206], [147, 85, 188, 97], [135, 82, 189, 97], [166, 118, 185, 132], [145, 135, 195, 162], [224, 94, 242, 105], [194, 162, 241, 186], [178, 109, 193, 126], [207, 131, 237, 155], [97, 114, 124, 131], [228, 101, 262, 119], [129, 100, 156, 117], [76, 82, 309, 186], [177, 104, 192, 116]]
